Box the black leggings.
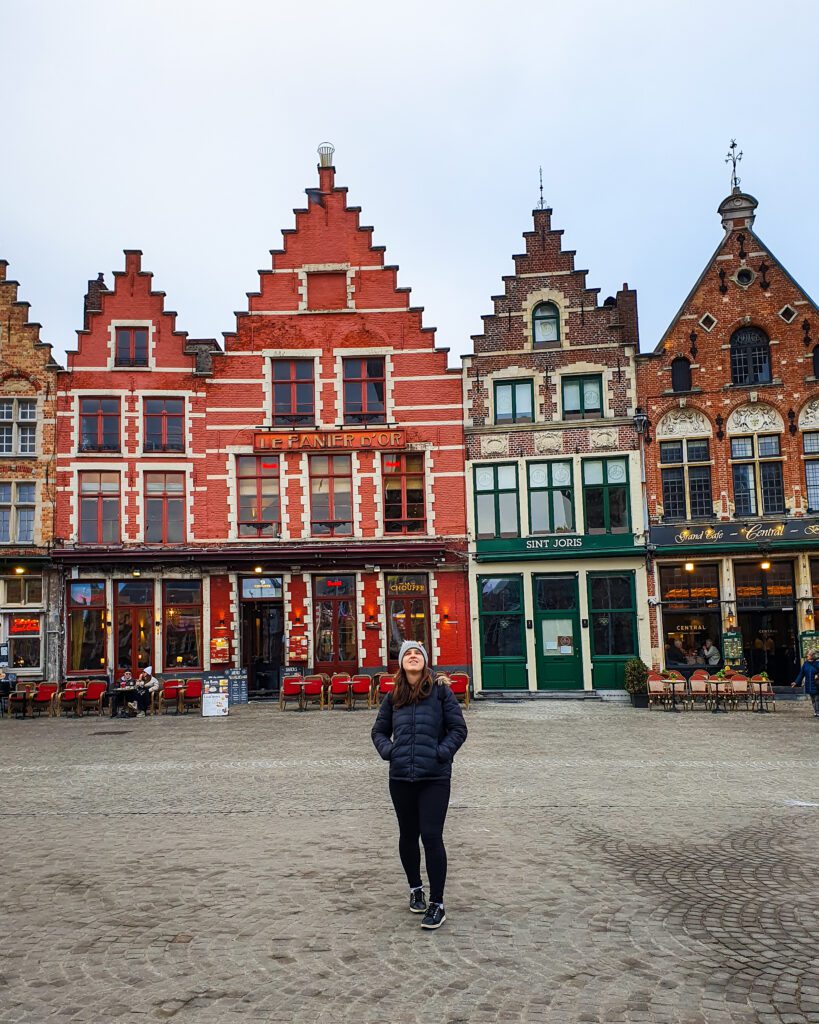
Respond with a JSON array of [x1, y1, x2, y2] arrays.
[[389, 778, 451, 904]]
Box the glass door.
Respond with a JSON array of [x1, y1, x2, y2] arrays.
[[114, 580, 154, 680], [533, 574, 582, 689], [587, 572, 637, 689], [386, 574, 429, 669], [313, 575, 358, 674]]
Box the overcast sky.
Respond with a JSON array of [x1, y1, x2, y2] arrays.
[[2, 0, 818, 367]]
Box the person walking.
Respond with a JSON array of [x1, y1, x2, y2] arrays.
[[792, 649, 819, 717], [371, 641, 467, 930]]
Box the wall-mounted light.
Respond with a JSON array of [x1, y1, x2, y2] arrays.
[[132, 569, 141, 577], [217, 617, 226, 629], [254, 566, 263, 574], [806, 606, 814, 620], [294, 610, 303, 624], [684, 562, 695, 573], [13, 566, 25, 575], [761, 559, 771, 571]]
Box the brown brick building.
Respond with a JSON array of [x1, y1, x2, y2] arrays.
[[638, 184, 819, 686], [0, 261, 60, 681], [463, 204, 651, 694]]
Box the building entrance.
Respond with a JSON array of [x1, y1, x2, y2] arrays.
[[734, 561, 799, 687], [313, 575, 357, 675], [386, 574, 430, 670], [533, 574, 582, 689], [240, 577, 283, 697], [114, 580, 154, 681]]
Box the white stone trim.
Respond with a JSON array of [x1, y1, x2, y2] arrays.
[[376, 573, 387, 666], [429, 573, 441, 664], [106, 320, 156, 371], [356, 573, 366, 666]]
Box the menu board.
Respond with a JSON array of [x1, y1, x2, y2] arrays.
[[799, 631, 819, 660], [721, 631, 744, 666], [203, 668, 248, 706], [202, 676, 229, 717]]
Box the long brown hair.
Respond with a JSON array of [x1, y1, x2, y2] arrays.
[[392, 665, 435, 708]]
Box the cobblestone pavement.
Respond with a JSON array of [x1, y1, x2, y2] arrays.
[[2, 700, 819, 1024]]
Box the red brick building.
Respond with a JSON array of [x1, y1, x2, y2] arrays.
[[54, 148, 469, 689], [638, 183, 819, 686]]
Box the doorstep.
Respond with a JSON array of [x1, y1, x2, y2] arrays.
[[475, 690, 603, 702]]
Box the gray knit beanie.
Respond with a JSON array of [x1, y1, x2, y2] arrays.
[[398, 640, 428, 669]]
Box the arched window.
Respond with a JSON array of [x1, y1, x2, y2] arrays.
[[532, 302, 560, 347], [730, 327, 771, 386], [671, 357, 692, 393], [812, 345, 819, 379]]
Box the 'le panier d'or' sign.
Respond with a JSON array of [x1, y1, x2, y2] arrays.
[[255, 429, 406, 452], [651, 519, 819, 548]]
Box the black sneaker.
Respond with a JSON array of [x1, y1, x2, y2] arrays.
[[421, 902, 446, 930], [409, 887, 427, 914]]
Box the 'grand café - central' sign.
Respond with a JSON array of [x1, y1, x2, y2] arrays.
[[651, 518, 819, 552], [255, 429, 406, 452]]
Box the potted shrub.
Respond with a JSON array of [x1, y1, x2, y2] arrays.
[[624, 658, 650, 708]]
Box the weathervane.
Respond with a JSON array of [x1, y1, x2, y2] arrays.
[[725, 139, 743, 191], [537, 166, 545, 210]]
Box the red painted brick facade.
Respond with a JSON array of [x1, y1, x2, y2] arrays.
[[53, 159, 469, 684]]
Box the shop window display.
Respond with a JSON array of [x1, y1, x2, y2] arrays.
[[659, 564, 722, 668]]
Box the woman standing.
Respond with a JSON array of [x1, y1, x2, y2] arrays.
[[371, 640, 468, 930]]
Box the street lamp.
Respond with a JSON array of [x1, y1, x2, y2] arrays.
[[633, 408, 649, 435]]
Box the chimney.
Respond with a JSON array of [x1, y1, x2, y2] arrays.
[[317, 141, 335, 192], [718, 187, 758, 234], [83, 273, 108, 330]]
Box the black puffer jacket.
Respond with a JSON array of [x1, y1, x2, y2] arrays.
[[371, 682, 468, 781]]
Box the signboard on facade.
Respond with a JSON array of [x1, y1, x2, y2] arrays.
[[651, 519, 819, 552], [9, 616, 39, 634], [254, 429, 406, 452], [721, 631, 744, 667], [475, 533, 642, 561]]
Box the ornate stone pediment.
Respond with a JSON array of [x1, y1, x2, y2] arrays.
[[481, 435, 508, 457], [726, 402, 783, 434], [799, 398, 819, 429], [590, 428, 617, 450], [534, 431, 562, 454], [655, 408, 710, 438]]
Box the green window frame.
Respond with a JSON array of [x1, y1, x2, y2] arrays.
[[532, 302, 560, 347], [474, 464, 520, 539], [562, 374, 603, 420], [587, 572, 637, 657], [527, 461, 574, 534], [477, 575, 525, 660], [582, 457, 630, 535], [494, 379, 534, 425]]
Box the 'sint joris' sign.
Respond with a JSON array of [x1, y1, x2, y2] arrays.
[[255, 429, 406, 452]]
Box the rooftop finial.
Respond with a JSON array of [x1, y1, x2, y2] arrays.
[[725, 139, 743, 192], [317, 141, 335, 168], [537, 166, 545, 210]]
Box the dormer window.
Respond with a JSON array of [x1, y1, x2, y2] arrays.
[[115, 327, 149, 367], [730, 327, 771, 386], [532, 303, 560, 347], [671, 357, 692, 393]]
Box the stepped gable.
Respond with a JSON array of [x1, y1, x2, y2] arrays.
[[65, 250, 219, 372], [223, 161, 439, 354], [0, 260, 60, 372]]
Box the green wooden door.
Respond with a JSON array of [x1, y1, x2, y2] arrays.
[[587, 572, 637, 689], [477, 574, 527, 690], [533, 574, 583, 690]]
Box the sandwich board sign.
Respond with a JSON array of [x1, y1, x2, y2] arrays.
[[202, 676, 229, 717]]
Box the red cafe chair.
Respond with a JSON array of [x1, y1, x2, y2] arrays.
[[447, 672, 470, 709], [377, 674, 395, 705], [279, 676, 303, 711], [31, 683, 58, 717], [80, 681, 108, 716], [302, 676, 324, 710], [328, 673, 353, 710], [158, 679, 185, 715], [180, 679, 203, 714], [55, 681, 85, 717], [350, 674, 372, 711]]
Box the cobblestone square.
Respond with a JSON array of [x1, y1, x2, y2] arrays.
[[2, 701, 819, 1024]]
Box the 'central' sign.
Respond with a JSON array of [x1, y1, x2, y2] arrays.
[[254, 429, 406, 452]]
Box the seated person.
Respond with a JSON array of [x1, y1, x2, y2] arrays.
[[131, 667, 159, 717], [701, 637, 721, 668], [665, 639, 687, 665], [110, 671, 134, 717]]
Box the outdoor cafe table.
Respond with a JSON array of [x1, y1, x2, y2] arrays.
[[708, 675, 729, 713], [665, 676, 685, 712], [110, 686, 137, 718], [333, 679, 353, 711]]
